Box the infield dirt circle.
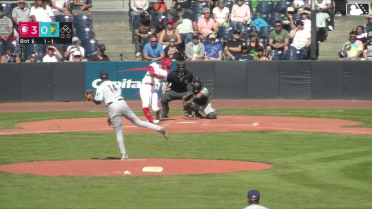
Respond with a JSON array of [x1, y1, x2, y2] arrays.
[[1, 100, 371, 177]]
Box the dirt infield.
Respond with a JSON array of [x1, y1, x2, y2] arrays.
[[0, 100, 371, 177]]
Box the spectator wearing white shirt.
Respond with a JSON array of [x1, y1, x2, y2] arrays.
[[30, 0, 55, 22], [64, 37, 85, 61], [52, 0, 71, 16], [212, 0, 229, 27], [42, 45, 63, 62], [289, 20, 311, 59], [12, 0, 31, 32]]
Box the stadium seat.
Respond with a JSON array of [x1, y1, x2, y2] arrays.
[[255, 1, 275, 13], [82, 39, 98, 56], [55, 15, 73, 22], [253, 12, 270, 23], [191, 1, 209, 14], [73, 15, 92, 30], [78, 27, 95, 44], [274, 1, 293, 13], [224, 0, 234, 12], [1, 3, 11, 17], [269, 12, 285, 26], [217, 26, 233, 43], [292, 13, 301, 21], [258, 25, 273, 38], [240, 25, 254, 39], [269, 49, 284, 60], [285, 47, 304, 60]]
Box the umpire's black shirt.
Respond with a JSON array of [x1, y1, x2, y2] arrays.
[[167, 70, 193, 93]]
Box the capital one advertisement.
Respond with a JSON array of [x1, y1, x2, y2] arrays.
[[85, 62, 176, 99]]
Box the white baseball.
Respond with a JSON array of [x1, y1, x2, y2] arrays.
[[124, 170, 131, 175]]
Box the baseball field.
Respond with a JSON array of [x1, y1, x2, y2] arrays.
[[1, 100, 372, 209]]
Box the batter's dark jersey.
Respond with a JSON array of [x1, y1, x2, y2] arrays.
[[166, 71, 193, 93]]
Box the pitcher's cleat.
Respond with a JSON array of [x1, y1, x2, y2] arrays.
[[159, 128, 168, 140], [121, 154, 129, 160]]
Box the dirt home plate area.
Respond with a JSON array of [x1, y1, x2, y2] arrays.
[[0, 100, 372, 177]]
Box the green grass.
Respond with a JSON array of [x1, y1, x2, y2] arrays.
[[1, 109, 372, 209]]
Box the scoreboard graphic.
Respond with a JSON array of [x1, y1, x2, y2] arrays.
[[346, 3, 370, 16], [18, 22, 73, 44]]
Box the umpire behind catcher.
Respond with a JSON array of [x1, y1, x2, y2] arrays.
[[161, 61, 193, 118]]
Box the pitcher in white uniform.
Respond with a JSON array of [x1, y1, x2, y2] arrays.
[[140, 57, 172, 124], [93, 70, 168, 160]]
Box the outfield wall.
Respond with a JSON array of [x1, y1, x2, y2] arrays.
[[1, 61, 372, 102]]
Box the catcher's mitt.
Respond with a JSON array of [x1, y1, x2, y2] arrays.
[[182, 93, 194, 106], [85, 90, 95, 101]]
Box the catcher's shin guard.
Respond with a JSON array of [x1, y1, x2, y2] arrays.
[[143, 108, 154, 122]]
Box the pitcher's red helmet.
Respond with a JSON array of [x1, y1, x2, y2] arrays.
[[161, 57, 172, 69]]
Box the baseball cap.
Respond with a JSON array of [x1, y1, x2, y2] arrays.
[[234, 30, 241, 34], [98, 44, 106, 51], [295, 20, 303, 25], [250, 31, 258, 37], [217, 0, 224, 3], [241, 42, 248, 49], [209, 34, 216, 39], [158, 19, 164, 24], [167, 19, 175, 24], [192, 34, 199, 40], [99, 70, 109, 79], [72, 37, 80, 43], [247, 190, 260, 200], [286, 6, 294, 12]]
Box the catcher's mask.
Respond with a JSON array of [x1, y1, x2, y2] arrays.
[[192, 77, 202, 94], [176, 61, 185, 76], [161, 57, 172, 69]]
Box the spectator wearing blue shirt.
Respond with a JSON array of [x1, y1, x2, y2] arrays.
[[143, 35, 165, 61], [204, 34, 222, 61]]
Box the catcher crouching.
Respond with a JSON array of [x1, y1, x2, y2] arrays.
[[182, 77, 217, 119]]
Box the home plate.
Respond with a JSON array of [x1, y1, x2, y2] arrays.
[[178, 121, 197, 124], [142, 166, 164, 172]]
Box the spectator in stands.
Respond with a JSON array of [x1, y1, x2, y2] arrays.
[[2, 49, 20, 63], [72, 0, 92, 16], [176, 0, 193, 19], [339, 30, 364, 60], [30, 0, 55, 22], [42, 45, 63, 62], [282, 6, 296, 32], [363, 35, 372, 60], [164, 38, 184, 61], [315, 0, 334, 31], [355, 25, 368, 43], [213, 0, 229, 27], [247, 32, 265, 56], [133, 15, 153, 58], [255, 47, 272, 60], [230, 0, 251, 31], [87, 44, 110, 61], [143, 35, 165, 61], [159, 19, 182, 48], [185, 34, 205, 61], [167, 0, 178, 20], [266, 20, 289, 54], [25, 51, 40, 63], [298, 8, 311, 32], [64, 37, 86, 61], [130, 0, 149, 18], [197, 8, 218, 39], [155, 19, 166, 38], [174, 7, 194, 46], [204, 34, 222, 60], [224, 29, 242, 61], [292, 0, 310, 12], [72, 50, 85, 62], [153, 0, 167, 15], [235, 42, 254, 61], [52, 0, 71, 16], [289, 20, 311, 59], [0, 5, 15, 63], [12, 0, 31, 36]]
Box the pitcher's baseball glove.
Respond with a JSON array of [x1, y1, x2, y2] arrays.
[[85, 90, 95, 101]]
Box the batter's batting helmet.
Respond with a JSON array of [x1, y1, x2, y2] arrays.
[[162, 57, 172, 69]]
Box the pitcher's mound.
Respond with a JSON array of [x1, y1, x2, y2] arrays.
[[0, 158, 273, 177]]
